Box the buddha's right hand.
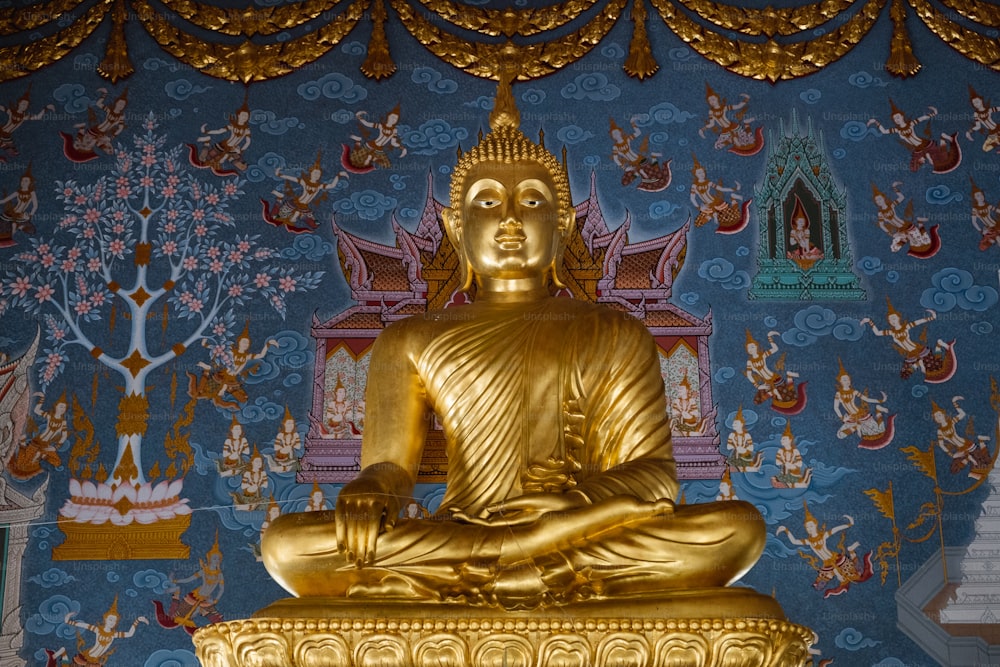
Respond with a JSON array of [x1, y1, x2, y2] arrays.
[[335, 465, 405, 567]]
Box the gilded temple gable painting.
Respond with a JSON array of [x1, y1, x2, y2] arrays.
[[2, 0, 1000, 664]]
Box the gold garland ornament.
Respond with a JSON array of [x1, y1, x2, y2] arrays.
[[649, 0, 886, 82], [390, 0, 628, 80], [414, 0, 600, 37], [0, 0, 90, 34], [910, 0, 1000, 72], [0, 0, 111, 82], [156, 0, 347, 36], [673, 0, 855, 37], [2, 0, 1000, 83], [133, 0, 369, 82]]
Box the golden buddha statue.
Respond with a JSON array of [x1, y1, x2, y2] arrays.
[[260, 74, 765, 612]]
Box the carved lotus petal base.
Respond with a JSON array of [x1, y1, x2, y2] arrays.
[[193, 591, 814, 667]]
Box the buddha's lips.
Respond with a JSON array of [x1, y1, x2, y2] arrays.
[[495, 232, 526, 248]]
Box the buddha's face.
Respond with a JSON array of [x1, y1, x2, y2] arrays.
[[448, 160, 567, 284]]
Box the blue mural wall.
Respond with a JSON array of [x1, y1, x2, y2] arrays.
[[1, 1, 1000, 665]]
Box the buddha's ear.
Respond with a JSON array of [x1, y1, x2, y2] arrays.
[[559, 209, 575, 241], [442, 207, 475, 291], [442, 207, 461, 247]]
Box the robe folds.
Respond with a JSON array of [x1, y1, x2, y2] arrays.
[[263, 296, 765, 607]]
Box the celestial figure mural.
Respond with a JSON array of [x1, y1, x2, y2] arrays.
[[343, 106, 407, 173], [966, 85, 1000, 153], [261, 151, 348, 232], [930, 396, 991, 480], [0, 84, 53, 161], [154, 534, 225, 635], [969, 178, 1000, 252], [867, 100, 962, 174], [0, 164, 39, 248], [188, 95, 252, 176], [689, 153, 750, 234], [608, 115, 672, 192], [871, 181, 940, 258], [832, 359, 895, 450], [60, 88, 128, 163], [771, 422, 812, 489], [46, 596, 148, 667], [776, 503, 874, 598], [699, 83, 764, 156], [860, 299, 957, 383], [744, 329, 808, 415]]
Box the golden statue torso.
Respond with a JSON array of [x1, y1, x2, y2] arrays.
[[409, 295, 677, 516]]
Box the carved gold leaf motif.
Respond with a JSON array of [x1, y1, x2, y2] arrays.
[[0, 0, 110, 82], [650, 0, 886, 82], [0, 1, 998, 83], [158, 0, 347, 37], [414, 0, 600, 37], [133, 0, 368, 82], [910, 0, 1000, 71], [674, 0, 855, 37], [938, 0, 1000, 28], [391, 0, 627, 80], [0, 0, 90, 35]]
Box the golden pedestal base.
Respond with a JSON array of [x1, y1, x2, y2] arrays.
[[52, 514, 191, 560], [193, 590, 814, 667]]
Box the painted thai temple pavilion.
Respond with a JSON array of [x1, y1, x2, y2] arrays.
[[300, 172, 723, 484], [750, 112, 866, 301]]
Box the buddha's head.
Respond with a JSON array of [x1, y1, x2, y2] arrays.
[[443, 75, 574, 292]]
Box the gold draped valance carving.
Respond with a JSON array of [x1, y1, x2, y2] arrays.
[[1, 0, 998, 84]]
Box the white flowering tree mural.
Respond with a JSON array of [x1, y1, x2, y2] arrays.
[[0, 115, 322, 556]]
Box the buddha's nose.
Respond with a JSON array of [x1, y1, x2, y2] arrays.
[[498, 218, 521, 234]]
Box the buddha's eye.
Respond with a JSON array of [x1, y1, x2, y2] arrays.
[[521, 198, 542, 208], [474, 198, 500, 208]]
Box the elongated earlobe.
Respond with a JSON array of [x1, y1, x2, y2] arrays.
[[459, 257, 475, 292], [549, 257, 567, 289]]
